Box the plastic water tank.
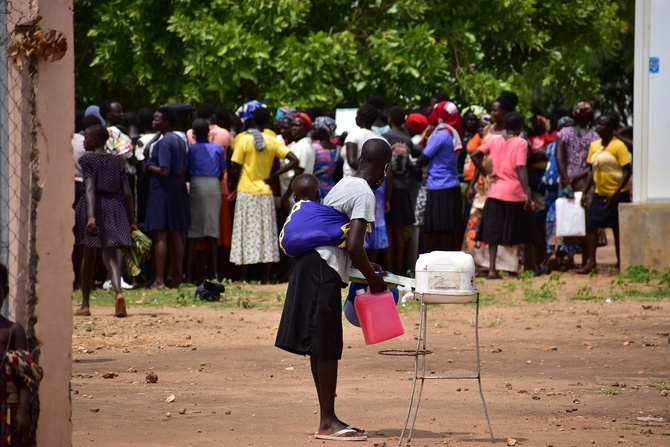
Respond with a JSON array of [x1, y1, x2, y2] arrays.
[[414, 251, 476, 303]]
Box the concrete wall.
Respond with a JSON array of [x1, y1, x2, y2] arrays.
[[619, 204, 670, 271], [625, 0, 670, 270], [32, 0, 74, 445]]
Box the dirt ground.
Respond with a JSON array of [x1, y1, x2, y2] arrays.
[[71, 247, 669, 447]]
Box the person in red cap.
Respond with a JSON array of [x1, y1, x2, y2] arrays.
[[414, 101, 465, 252]]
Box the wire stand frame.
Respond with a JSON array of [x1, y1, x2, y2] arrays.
[[397, 291, 494, 445]]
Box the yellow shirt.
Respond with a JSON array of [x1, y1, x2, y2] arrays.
[[587, 136, 631, 196], [231, 129, 290, 195]]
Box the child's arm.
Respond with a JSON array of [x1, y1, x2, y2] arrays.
[[84, 177, 99, 234], [347, 219, 386, 293], [121, 179, 138, 231], [11, 323, 32, 434]]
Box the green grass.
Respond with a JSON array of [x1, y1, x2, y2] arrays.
[[571, 285, 600, 301], [649, 380, 670, 392], [72, 281, 288, 311], [599, 388, 620, 395]]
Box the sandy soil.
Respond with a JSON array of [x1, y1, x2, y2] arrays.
[[71, 252, 669, 447]]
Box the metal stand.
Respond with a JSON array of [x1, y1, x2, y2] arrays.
[[396, 291, 494, 445]]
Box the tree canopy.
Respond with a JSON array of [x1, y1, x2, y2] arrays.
[[75, 0, 632, 117]]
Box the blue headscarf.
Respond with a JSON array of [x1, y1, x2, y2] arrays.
[[313, 116, 337, 137], [235, 100, 266, 126], [275, 106, 296, 121], [85, 105, 105, 126]]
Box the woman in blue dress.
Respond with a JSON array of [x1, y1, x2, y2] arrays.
[[143, 107, 189, 288]]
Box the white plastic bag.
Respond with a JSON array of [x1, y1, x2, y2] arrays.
[[556, 192, 586, 237]]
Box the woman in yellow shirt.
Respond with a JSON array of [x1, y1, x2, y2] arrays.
[[579, 113, 632, 274], [228, 103, 299, 283]]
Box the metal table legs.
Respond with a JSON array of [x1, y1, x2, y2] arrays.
[[398, 292, 495, 445]]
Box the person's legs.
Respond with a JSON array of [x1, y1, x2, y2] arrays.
[[488, 244, 500, 279], [207, 237, 218, 280], [101, 248, 122, 296], [151, 231, 168, 288], [576, 228, 598, 274], [389, 224, 407, 274], [169, 230, 184, 288], [310, 354, 363, 437], [76, 246, 97, 315], [185, 238, 195, 284], [102, 247, 127, 317]]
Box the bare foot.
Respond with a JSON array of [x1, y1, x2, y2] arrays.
[[73, 307, 91, 316], [576, 265, 597, 275], [150, 282, 166, 290], [114, 294, 127, 318], [486, 272, 502, 280]]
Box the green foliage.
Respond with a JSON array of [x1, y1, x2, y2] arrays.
[[571, 285, 599, 301], [649, 380, 670, 392], [521, 273, 560, 303], [74, 0, 630, 112], [620, 265, 658, 284]]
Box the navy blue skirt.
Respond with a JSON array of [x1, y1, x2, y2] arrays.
[[144, 174, 190, 232], [587, 191, 630, 229]]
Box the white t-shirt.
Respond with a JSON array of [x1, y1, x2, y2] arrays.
[[342, 129, 386, 177], [72, 133, 86, 182], [316, 177, 375, 284]]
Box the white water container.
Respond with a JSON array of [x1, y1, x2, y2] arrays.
[[414, 251, 476, 303]]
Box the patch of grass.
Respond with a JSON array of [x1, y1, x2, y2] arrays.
[[581, 426, 598, 430], [502, 282, 516, 292], [617, 426, 635, 431], [620, 265, 658, 283], [640, 429, 654, 436], [72, 281, 288, 310], [599, 388, 620, 395], [487, 319, 501, 328], [516, 270, 534, 282], [649, 380, 670, 392], [571, 285, 600, 301], [523, 281, 557, 303]]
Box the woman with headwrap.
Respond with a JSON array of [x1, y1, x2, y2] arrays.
[[415, 100, 464, 252], [229, 101, 299, 283], [555, 101, 601, 269], [275, 106, 296, 145], [311, 116, 341, 197]]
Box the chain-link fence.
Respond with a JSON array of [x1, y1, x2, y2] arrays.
[[0, 0, 41, 337]]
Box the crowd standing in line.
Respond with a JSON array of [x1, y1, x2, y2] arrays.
[[71, 93, 634, 314]]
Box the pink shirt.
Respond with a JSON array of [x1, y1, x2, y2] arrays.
[[478, 135, 528, 202], [187, 124, 231, 150]]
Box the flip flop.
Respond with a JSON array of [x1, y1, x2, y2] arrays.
[[346, 426, 367, 435], [314, 428, 367, 441]]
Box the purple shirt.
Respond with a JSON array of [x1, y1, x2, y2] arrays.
[[423, 130, 460, 190], [188, 142, 227, 177]]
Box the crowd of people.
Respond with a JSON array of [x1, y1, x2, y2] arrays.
[[71, 93, 633, 313]]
